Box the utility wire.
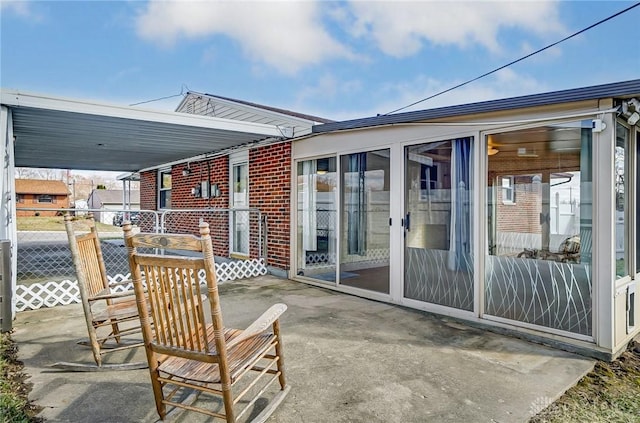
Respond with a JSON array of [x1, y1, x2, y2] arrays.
[[129, 84, 190, 106], [384, 2, 640, 115], [129, 93, 183, 106]]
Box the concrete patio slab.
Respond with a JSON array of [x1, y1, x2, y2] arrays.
[[13, 275, 595, 423]]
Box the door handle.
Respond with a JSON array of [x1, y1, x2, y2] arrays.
[[404, 213, 410, 231]]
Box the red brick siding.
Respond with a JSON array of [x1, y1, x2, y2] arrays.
[[138, 143, 292, 271], [168, 158, 230, 255], [250, 143, 291, 270], [139, 171, 157, 232], [140, 171, 157, 210], [496, 180, 542, 234], [489, 153, 580, 235], [16, 194, 69, 216]]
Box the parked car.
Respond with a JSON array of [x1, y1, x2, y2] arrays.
[[112, 211, 140, 226]]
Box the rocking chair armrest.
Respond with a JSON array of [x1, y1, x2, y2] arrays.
[[108, 279, 134, 288], [226, 303, 287, 350], [90, 289, 137, 302]]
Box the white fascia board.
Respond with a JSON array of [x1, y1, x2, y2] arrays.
[[0, 89, 282, 137], [185, 91, 322, 126]]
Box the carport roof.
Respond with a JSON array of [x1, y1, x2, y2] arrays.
[[1, 90, 284, 172]]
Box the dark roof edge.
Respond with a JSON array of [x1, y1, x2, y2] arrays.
[[313, 79, 640, 134]]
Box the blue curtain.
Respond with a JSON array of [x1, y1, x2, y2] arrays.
[[448, 138, 472, 271], [346, 152, 367, 255]]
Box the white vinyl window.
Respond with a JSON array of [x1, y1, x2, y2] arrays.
[[501, 176, 515, 203], [159, 169, 172, 209]]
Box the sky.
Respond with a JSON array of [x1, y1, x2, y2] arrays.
[[1, 1, 639, 126]]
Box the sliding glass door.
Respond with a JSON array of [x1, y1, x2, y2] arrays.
[[404, 139, 474, 310], [484, 120, 592, 336], [295, 157, 338, 281], [339, 149, 390, 293]]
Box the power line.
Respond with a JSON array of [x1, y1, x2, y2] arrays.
[[129, 93, 183, 107], [129, 84, 190, 106], [384, 2, 640, 115]]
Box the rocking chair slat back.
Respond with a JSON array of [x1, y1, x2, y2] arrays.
[[51, 214, 147, 371], [124, 221, 289, 421]]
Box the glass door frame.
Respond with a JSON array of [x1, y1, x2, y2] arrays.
[[479, 118, 602, 343], [397, 133, 479, 320], [292, 144, 401, 303], [294, 155, 339, 284], [337, 147, 393, 295], [229, 151, 249, 258]]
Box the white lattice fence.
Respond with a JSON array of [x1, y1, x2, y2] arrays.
[[15, 258, 267, 311], [16, 280, 80, 310]]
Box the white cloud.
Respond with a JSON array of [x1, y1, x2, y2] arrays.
[[343, 1, 565, 57], [134, 1, 566, 75], [135, 0, 355, 75], [0, 0, 42, 21]]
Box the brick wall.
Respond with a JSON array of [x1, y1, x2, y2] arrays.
[[489, 152, 581, 235], [138, 143, 291, 271], [168, 158, 230, 255], [140, 171, 157, 210], [139, 171, 157, 232], [496, 179, 542, 234], [250, 143, 291, 270]]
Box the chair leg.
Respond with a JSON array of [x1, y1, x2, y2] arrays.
[[273, 320, 287, 390], [221, 383, 235, 422], [148, 360, 166, 419], [110, 322, 122, 344], [88, 325, 103, 367]]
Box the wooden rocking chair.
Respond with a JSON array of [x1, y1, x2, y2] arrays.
[[51, 214, 147, 371], [124, 221, 290, 422]]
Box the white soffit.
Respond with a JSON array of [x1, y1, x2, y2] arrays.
[[1, 90, 282, 172]]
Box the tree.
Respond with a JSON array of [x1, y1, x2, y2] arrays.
[[14, 167, 64, 180]]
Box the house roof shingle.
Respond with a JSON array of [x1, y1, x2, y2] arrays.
[[88, 189, 140, 205], [15, 179, 70, 195]]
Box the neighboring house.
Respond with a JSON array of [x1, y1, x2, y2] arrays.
[[140, 79, 640, 360], [15, 179, 70, 216], [87, 189, 140, 224]]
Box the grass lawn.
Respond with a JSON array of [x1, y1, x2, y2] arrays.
[[0, 332, 42, 422], [17, 215, 120, 233], [530, 340, 640, 423]]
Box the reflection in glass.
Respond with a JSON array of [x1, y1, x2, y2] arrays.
[[485, 120, 592, 336], [404, 138, 474, 310], [159, 170, 172, 209], [339, 150, 390, 293], [232, 163, 249, 255], [615, 122, 629, 278], [296, 158, 337, 281]]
